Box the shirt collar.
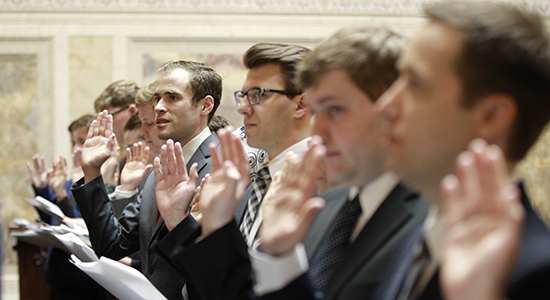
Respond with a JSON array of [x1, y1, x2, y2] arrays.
[[349, 172, 400, 241], [181, 127, 212, 164], [265, 137, 311, 175]]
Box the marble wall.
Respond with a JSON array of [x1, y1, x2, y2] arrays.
[[0, 0, 550, 264]]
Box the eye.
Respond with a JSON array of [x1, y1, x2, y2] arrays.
[[328, 106, 343, 116], [169, 95, 177, 101]]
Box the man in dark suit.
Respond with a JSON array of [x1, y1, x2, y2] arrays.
[[71, 60, 222, 300], [150, 28, 428, 300], [373, 2, 550, 299]]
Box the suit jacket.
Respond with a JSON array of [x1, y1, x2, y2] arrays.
[[374, 182, 550, 300], [72, 133, 217, 300], [152, 184, 428, 300]]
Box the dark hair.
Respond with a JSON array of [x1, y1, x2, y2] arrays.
[[135, 81, 158, 107], [244, 43, 311, 94], [159, 60, 222, 123], [425, 1, 550, 161], [94, 79, 139, 113], [298, 27, 404, 101], [68, 114, 95, 132], [208, 115, 232, 133], [124, 114, 142, 132]]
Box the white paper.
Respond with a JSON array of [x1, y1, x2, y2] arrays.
[[55, 233, 98, 262], [71, 255, 168, 300], [24, 196, 65, 219]]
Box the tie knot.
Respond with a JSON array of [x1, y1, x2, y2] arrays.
[[345, 195, 362, 217], [254, 166, 271, 183]]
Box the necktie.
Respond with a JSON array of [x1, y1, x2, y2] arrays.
[[239, 165, 271, 246], [397, 235, 431, 300], [309, 195, 362, 291]]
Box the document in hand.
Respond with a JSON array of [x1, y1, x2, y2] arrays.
[[70, 255, 168, 300], [24, 196, 66, 219]]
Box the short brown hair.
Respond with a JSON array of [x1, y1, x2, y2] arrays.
[[425, 1, 550, 161], [94, 79, 139, 113], [135, 81, 159, 107], [124, 114, 142, 132], [208, 115, 231, 133], [244, 43, 311, 94], [159, 61, 222, 123], [68, 114, 95, 132], [298, 27, 404, 102]]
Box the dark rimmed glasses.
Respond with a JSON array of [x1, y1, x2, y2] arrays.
[[234, 87, 300, 106], [109, 105, 130, 116]]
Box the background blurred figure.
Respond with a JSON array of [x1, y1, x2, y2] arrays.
[[26, 114, 109, 300], [93, 79, 139, 156]]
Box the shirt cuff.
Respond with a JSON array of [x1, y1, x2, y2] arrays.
[[115, 186, 138, 199], [249, 243, 309, 296]]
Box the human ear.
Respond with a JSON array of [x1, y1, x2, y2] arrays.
[[294, 94, 309, 119], [473, 93, 517, 144], [201, 96, 215, 116], [128, 104, 138, 115]]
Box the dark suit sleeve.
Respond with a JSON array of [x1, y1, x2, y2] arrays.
[[71, 176, 140, 260], [152, 219, 256, 300]]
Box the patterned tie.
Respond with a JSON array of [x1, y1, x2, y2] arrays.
[[239, 165, 271, 246], [309, 195, 362, 291]]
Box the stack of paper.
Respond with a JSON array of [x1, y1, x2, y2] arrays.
[[71, 255, 167, 300]]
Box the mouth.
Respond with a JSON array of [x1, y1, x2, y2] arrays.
[[156, 118, 169, 128]]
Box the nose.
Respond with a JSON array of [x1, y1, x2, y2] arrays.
[[236, 97, 253, 115], [311, 114, 329, 145], [155, 99, 166, 115], [140, 123, 148, 139], [376, 79, 402, 123]]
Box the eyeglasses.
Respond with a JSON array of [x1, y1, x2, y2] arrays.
[[234, 87, 300, 106], [109, 105, 129, 116]]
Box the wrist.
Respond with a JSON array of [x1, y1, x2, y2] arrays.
[[120, 182, 138, 192], [82, 167, 101, 183]]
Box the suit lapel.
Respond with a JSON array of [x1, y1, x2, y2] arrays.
[[303, 186, 350, 258], [187, 133, 218, 181], [323, 184, 419, 299], [234, 184, 254, 223]]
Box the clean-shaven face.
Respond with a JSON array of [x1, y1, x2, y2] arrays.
[[305, 68, 387, 187]]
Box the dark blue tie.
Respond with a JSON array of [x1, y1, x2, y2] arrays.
[[308, 195, 362, 291]]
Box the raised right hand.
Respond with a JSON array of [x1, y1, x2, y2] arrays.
[[26, 154, 50, 189], [81, 111, 116, 183], [120, 142, 152, 191]]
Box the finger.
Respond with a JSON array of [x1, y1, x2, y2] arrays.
[[165, 140, 177, 175], [504, 184, 524, 222], [174, 142, 188, 179], [143, 146, 150, 163], [105, 113, 114, 137], [98, 111, 108, 137], [153, 156, 163, 183], [456, 150, 479, 212], [60, 156, 68, 171], [160, 144, 169, 176], [89, 119, 98, 139], [126, 147, 133, 163], [188, 162, 199, 188], [209, 142, 221, 172], [232, 134, 250, 177], [219, 128, 231, 164], [441, 174, 463, 225]]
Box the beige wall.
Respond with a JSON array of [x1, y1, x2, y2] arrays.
[[0, 0, 550, 263]]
